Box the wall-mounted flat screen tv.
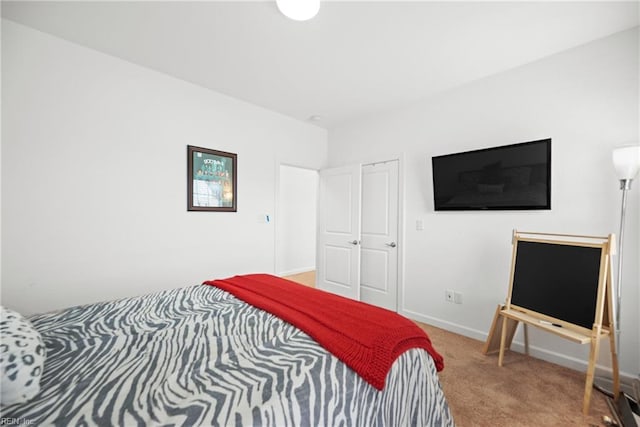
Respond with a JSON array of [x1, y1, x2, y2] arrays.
[[432, 138, 551, 211]]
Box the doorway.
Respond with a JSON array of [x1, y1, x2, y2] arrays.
[[276, 165, 319, 278]]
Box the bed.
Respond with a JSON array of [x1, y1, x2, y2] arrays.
[[1, 274, 454, 426]]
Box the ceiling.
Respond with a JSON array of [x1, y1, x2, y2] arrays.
[[2, 1, 638, 129]]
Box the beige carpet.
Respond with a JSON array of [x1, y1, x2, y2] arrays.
[[418, 322, 611, 427], [283, 272, 612, 426]]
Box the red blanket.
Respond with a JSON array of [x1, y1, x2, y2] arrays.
[[203, 274, 444, 390]]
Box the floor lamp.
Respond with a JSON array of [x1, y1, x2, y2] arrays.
[[595, 144, 640, 425], [612, 144, 640, 357]]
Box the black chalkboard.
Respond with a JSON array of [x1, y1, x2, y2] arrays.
[[511, 240, 603, 330]]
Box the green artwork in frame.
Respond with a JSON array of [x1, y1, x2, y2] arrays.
[[187, 145, 237, 212]]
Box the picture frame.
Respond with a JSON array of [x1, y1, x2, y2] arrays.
[[187, 145, 237, 212]]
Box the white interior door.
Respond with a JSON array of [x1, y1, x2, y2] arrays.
[[316, 165, 362, 300], [360, 161, 399, 311]]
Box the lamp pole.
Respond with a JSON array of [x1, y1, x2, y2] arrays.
[[614, 178, 632, 357]]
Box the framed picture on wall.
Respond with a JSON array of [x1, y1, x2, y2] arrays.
[[187, 145, 237, 212]]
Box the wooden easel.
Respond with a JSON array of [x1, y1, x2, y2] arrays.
[[483, 231, 619, 415]]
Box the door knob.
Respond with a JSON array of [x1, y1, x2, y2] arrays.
[[385, 242, 397, 248], [348, 240, 359, 245]]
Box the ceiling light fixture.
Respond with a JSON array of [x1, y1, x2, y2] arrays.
[[276, 0, 320, 21]]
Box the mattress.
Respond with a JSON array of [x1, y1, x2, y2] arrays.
[[2, 283, 454, 426]]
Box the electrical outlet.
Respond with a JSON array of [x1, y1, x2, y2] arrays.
[[454, 292, 463, 304], [445, 290, 454, 303]]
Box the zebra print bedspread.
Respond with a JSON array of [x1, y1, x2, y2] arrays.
[[3, 285, 454, 426]]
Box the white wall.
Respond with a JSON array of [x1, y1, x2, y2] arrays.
[[1, 20, 327, 314], [276, 165, 318, 276], [328, 28, 639, 378]]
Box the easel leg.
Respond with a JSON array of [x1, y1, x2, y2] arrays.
[[523, 324, 529, 356], [498, 315, 508, 367], [609, 330, 620, 398], [583, 329, 602, 415]]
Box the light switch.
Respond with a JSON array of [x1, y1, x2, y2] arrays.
[[416, 219, 424, 231], [256, 214, 271, 224]]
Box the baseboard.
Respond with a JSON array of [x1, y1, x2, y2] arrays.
[[401, 309, 489, 343], [401, 308, 638, 387], [594, 376, 640, 401], [278, 267, 315, 277]]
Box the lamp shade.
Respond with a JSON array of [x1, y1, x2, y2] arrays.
[[612, 144, 640, 180], [277, 0, 320, 21]]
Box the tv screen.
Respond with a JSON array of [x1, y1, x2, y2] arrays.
[[432, 138, 551, 211]]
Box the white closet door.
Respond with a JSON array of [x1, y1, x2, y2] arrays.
[[316, 164, 362, 300], [360, 160, 399, 311]]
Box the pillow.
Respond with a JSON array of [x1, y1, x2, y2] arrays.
[[0, 306, 46, 406]]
